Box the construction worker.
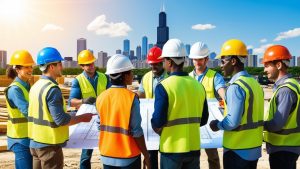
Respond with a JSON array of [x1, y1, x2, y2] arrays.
[[96, 54, 151, 169], [210, 39, 264, 169], [189, 42, 226, 169], [151, 39, 209, 169], [137, 46, 168, 169], [28, 47, 94, 169], [69, 50, 110, 169], [262, 45, 300, 169], [5, 50, 35, 169]]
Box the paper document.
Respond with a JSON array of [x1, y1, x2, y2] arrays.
[[66, 99, 224, 149]]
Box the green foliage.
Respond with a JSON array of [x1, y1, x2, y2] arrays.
[[0, 66, 300, 77]]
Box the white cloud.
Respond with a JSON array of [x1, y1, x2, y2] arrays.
[[41, 24, 63, 32], [247, 45, 254, 49], [253, 44, 274, 54], [191, 24, 216, 30], [87, 15, 132, 37], [274, 28, 300, 41], [260, 38, 267, 43]]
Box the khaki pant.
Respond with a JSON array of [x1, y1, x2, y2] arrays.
[[205, 148, 220, 169], [30, 146, 64, 169]]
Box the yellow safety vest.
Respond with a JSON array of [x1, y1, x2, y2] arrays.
[[142, 71, 168, 98], [28, 79, 68, 144], [264, 78, 300, 146], [160, 75, 206, 153], [5, 82, 29, 139], [223, 76, 264, 149], [189, 69, 217, 99], [76, 71, 107, 98]]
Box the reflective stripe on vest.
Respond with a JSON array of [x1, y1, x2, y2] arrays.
[[160, 75, 205, 153], [76, 71, 107, 99], [189, 69, 216, 99], [5, 82, 29, 139], [264, 78, 300, 146], [223, 76, 264, 149], [142, 71, 168, 98], [28, 79, 69, 144], [97, 88, 141, 158]]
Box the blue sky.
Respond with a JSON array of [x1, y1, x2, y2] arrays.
[[1, 0, 300, 62]]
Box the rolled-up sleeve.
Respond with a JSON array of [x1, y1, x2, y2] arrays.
[[129, 96, 144, 137], [214, 73, 226, 91], [47, 87, 71, 126], [68, 78, 82, 106]]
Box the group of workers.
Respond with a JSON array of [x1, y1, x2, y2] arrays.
[[5, 38, 300, 169]]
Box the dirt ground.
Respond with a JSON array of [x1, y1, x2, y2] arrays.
[[1, 146, 300, 169]]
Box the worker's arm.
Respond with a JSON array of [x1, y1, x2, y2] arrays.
[[130, 96, 151, 169], [264, 87, 297, 132], [151, 84, 168, 135], [137, 77, 146, 98], [217, 84, 245, 130], [214, 73, 227, 100], [69, 78, 83, 109]]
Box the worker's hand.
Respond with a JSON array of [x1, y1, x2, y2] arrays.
[[82, 97, 96, 105], [143, 155, 151, 169], [78, 113, 96, 122], [210, 120, 220, 132]]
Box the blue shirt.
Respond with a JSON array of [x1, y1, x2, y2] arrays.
[[69, 71, 110, 104], [138, 70, 167, 97], [217, 70, 261, 161], [100, 85, 143, 167], [30, 75, 71, 148], [7, 77, 31, 149], [264, 74, 300, 155], [151, 72, 209, 156], [191, 67, 226, 92]]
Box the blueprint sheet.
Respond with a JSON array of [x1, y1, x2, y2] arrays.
[[66, 99, 224, 149]]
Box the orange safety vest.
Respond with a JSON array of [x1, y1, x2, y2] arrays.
[[97, 87, 141, 158]]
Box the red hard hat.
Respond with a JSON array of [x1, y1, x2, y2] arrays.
[[147, 46, 163, 64], [262, 45, 292, 64]]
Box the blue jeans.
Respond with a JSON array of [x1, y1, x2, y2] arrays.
[[160, 153, 200, 169], [223, 151, 258, 169], [11, 143, 33, 169], [103, 156, 141, 169], [80, 149, 93, 169]]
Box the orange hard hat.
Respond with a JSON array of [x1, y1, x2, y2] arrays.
[[262, 45, 292, 64], [147, 46, 163, 64], [9, 50, 35, 66], [78, 50, 96, 65]]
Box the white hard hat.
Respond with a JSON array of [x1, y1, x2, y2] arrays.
[[161, 39, 187, 58], [189, 42, 210, 59], [105, 54, 134, 75]]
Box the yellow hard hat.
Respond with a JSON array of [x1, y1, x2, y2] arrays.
[[9, 50, 35, 66], [78, 50, 96, 65], [216, 39, 248, 59]]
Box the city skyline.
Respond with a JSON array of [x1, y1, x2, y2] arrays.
[[1, 0, 300, 63]]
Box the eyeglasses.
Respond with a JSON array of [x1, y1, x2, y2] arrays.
[[220, 57, 233, 65]]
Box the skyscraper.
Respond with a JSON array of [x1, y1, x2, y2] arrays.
[[77, 38, 87, 58], [0, 50, 7, 69], [97, 51, 108, 68], [142, 36, 148, 60], [290, 56, 296, 67], [123, 39, 130, 56], [156, 5, 169, 49], [136, 45, 142, 60], [116, 49, 122, 54], [148, 44, 154, 51], [247, 54, 258, 67], [297, 56, 300, 66]]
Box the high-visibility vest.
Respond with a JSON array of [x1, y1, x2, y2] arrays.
[[223, 76, 264, 149], [189, 69, 217, 99], [5, 82, 29, 139], [142, 71, 168, 98], [97, 88, 141, 158], [28, 79, 68, 144], [160, 75, 206, 153], [76, 71, 107, 99], [264, 78, 300, 146]]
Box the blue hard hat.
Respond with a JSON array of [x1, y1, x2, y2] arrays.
[[37, 47, 64, 65]]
